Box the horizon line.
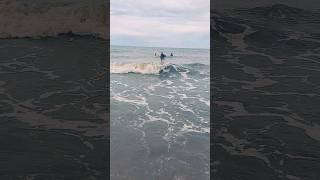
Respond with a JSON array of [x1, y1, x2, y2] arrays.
[[110, 44, 210, 50]]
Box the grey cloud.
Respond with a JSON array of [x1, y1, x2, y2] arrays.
[[111, 0, 210, 48]]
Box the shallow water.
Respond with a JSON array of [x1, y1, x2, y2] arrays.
[[212, 6, 320, 180], [110, 46, 210, 179], [0, 36, 108, 179]]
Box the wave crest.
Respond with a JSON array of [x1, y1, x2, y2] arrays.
[[0, 1, 108, 39], [111, 62, 168, 74], [110, 62, 209, 76]]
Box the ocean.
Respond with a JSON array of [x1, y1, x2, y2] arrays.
[[110, 46, 210, 179], [212, 5, 320, 180], [0, 36, 109, 179], [0, 0, 109, 179]]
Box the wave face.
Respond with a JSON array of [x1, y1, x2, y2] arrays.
[[0, 0, 108, 39], [111, 62, 167, 74], [110, 62, 204, 78]]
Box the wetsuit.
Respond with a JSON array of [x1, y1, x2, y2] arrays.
[[160, 53, 165, 62]]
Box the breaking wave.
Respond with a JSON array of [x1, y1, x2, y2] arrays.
[[0, 0, 107, 39], [111, 62, 169, 74], [111, 62, 209, 78]]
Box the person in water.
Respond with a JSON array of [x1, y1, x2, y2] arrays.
[[160, 52, 166, 62], [170, 52, 173, 56], [155, 52, 157, 56]]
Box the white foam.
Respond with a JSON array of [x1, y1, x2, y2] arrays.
[[112, 94, 148, 107], [111, 62, 169, 74]]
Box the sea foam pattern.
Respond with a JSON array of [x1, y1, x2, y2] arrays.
[[212, 4, 320, 180], [110, 46, 210, 179]]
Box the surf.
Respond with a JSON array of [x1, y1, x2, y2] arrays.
[[110, 62, 169, 74], [110, 62, 209, 78]]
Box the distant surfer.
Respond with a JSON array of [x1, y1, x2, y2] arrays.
[[170, 52, 173, 56], [160, 52, 166, 62], [155, 52, 157, 56]]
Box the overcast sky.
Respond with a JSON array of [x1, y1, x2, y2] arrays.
[[110, 0, 210, 48]]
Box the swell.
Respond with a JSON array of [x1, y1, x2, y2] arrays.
[[0, 0, 108, 39], [110, 62, 209, 75]]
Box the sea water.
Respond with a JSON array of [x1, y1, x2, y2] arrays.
[[0, 36, 108, 179], [110, 46, 210, 180], [0, 0, 109, 178]]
